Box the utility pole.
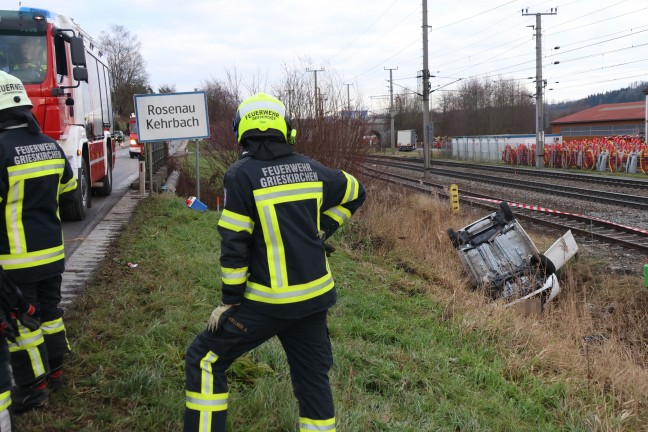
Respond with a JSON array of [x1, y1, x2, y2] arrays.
[[307, 68, 324, 117], [287, 88, 294, 118], [385, 67, 398, 155], [344, 83, 353, 113], [522, 7, 557, 168], [422, 0, 431, 169]]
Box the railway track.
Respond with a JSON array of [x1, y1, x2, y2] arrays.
[[366, 155, 648, 210], [360, 164, 648, 255], [368, 154, 648, 189]]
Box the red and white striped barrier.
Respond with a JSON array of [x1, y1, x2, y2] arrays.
[[470, 196, 648, 236]]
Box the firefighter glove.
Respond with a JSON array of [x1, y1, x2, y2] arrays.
[[13, 303, 40, 331], [317, 230, 335, 256], [207, 304, 239, 333]]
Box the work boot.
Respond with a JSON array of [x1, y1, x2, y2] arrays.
[[10, 383, 48, 414], [47, 369, 66, 391]]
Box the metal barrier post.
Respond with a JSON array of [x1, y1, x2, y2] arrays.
[[148, 143, 153, 196], [139, 154, 146, 196]]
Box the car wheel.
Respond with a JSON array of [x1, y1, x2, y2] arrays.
[[500, 201, 515, 221], [447, 228, 460, 248]]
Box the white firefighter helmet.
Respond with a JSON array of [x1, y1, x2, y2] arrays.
[[0, 71, 32, 111]]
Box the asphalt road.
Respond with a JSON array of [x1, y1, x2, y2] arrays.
[[62, 145, 139, 259]]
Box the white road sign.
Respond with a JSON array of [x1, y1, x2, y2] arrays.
[[133, 92, 210, 142]]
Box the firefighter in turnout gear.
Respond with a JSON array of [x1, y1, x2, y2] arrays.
[[1, 269, 40, 430], [0, 72, 77, 413], [184, 92, 366, 432]]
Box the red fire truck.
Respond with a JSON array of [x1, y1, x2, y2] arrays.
[[0, 7, 116, 220], [129, 113, 144, 158]]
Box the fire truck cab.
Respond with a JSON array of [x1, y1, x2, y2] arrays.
[[0, 7, 116, 220]]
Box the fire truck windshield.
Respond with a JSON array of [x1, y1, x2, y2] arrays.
[[0, 32, 47, 84], [130, 117, 138, 135]]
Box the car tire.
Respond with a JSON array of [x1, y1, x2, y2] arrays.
[[447, 228, 460, 248], [530, 254, 557, 278], [500, 201, 515, 221]]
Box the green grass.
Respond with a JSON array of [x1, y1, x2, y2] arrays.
[[16, 194, 604, 431]]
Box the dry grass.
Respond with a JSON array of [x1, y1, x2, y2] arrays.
[[350, 179, 648, 428]]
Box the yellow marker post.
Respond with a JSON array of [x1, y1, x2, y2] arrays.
[[449, 184, 460, 214]]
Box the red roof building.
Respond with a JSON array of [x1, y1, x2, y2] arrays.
[[550, 101, 645, 139]]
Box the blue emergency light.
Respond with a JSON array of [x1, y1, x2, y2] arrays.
[[18, 6, 57, 21]]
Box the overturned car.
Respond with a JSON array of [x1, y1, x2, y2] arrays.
[[447, 201, 578, 309]]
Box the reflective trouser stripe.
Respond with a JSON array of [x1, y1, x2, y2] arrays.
[[0, 389, 10, 411], [0, 403, 11, 432], [185, 351, 228, 432], [7, 326, 47, 378], [41, 317, 64, 335], [7, 327, 44, 351], [41, 317, 70, 351], [299, 417, 336, 431]]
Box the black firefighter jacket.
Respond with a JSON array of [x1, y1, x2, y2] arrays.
[[217, 140, 366, 319], [0, 126, 77, 283]]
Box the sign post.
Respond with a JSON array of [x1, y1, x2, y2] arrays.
[[133, 91, 210, 199]]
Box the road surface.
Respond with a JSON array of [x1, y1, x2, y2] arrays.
[[63, 144, 139, 258]]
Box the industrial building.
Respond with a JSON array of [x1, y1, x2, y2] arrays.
[[550, 100, 646, 140]]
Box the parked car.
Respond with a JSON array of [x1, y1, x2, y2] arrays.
[[447, 201, 578, 309], [112, 130, 125, 146]]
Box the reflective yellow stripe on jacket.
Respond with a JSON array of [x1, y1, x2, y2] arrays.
[[218, 209, 254, 234], [323, 171, 360, 225], [59, 176, 77, 194], [221, 266, 248, 286], [0, 244, 65, 270], [245, 272, 334, 304]]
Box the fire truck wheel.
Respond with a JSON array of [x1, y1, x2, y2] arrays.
[[61, 159, 91, 221], [96, 158, 113, 196]]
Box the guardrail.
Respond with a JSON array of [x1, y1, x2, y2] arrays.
[[147, 141, 167, 173], [137, 141, 168, 194]]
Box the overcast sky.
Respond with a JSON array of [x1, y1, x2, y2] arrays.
[[3, 0, 647, 112]]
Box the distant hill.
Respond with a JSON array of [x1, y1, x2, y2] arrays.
[[548, 81, 647, 121]]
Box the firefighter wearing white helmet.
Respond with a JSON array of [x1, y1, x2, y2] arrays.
[[185, 93, 366, 432], [0, 71, 77, 415]]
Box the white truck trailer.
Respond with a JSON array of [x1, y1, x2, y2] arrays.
[[397, 129, 417, 151]]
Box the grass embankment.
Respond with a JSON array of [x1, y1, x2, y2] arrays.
[[16, 185, 648, 431]]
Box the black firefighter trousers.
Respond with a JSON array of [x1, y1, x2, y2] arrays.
[[184, 307, 335, 432], [9, 274, 69, 387]]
